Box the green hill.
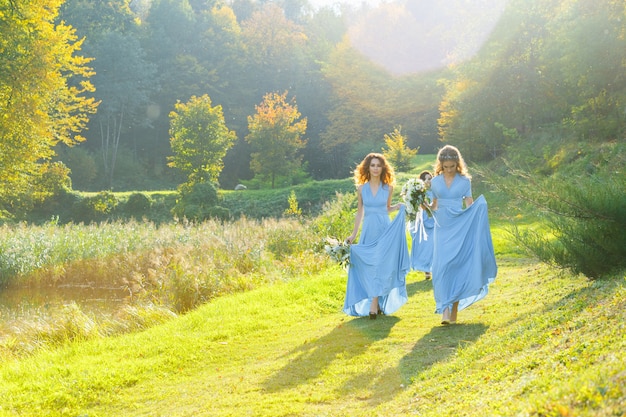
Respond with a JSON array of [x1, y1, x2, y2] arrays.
[[0, 247, 624, 416], [0, 151, 624, 416]]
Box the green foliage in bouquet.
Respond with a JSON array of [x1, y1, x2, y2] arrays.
[[401, 178, 432, 222], [324, 237, 351, 269]]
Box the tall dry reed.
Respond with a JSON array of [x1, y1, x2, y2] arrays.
[[0, 216, 330, 359]]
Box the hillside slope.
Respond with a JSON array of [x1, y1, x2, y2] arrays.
[[0, 256, 624, 416]]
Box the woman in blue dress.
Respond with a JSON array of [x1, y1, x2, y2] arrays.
[[410, 170, 435, 279], [429, 145, 497, 325], [344, 153, 410, 319]]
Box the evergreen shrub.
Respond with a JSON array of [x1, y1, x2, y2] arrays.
[[503, 172, 625, 279]]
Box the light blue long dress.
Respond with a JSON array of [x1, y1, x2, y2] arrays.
[[410, 190, 434, 272], [343, 182, 410, 316], [430, 174, 497, 314]]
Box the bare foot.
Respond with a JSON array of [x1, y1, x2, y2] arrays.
[[450, 302, 459, 323], [441, 307, 451, 325]]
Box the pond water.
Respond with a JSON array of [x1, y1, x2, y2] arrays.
[[0, 284, 130, 324]]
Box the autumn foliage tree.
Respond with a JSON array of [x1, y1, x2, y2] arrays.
[[245, 92, 307, 188], [168, 94, 237, 185], [0, 0, 98, 211], [382, 127, 418, 172]]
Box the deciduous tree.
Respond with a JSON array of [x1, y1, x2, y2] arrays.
[[246, 92, 307, 188], [168, 95, 237, 185], [241, 3, 308, 96], [0, 0, 97, 206], [88, 31, 158, 188], [382, 127, 417, 172]]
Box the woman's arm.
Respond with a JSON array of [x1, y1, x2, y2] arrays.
[[347, 186, 364, 243], [462, 177, 473, 208], [387, 185, 402, 212]]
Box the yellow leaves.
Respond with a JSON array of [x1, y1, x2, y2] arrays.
[[245, 92, 307, 187], [383, 126, 418, 170], [248, 91, 306, 132], [242, 3, 306, 64], [212, 3, 241, 36], [0, 0, 97, 198]]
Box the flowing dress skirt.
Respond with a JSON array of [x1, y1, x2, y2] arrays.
[[410, 210, 435, 272], [432, 195, 497, 314], [343, 206, 410, 316]]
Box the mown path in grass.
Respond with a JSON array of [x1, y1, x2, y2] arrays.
[[0, 257, 624, 416]]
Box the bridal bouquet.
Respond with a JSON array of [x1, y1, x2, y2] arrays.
[[401, 178, 433, 222], [324, 237, 351, 269]]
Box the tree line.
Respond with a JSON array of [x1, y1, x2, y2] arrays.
[[1, 0, 624, 221]]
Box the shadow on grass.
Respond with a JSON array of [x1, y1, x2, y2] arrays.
[[262, 315, 400, 393], [339, 322, 489, 408], [406, 277, 433, 298], [399, 323, 488, 382]]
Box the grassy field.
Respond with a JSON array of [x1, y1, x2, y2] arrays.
[[0, 155, 624, 416], [0, 249, 624, 415]]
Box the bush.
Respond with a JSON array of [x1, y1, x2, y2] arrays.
[[72, 192, 119, 224], [500, 170, 626, 279], [28, 189, 82, 224], [383, 127, 418, 172], [207, 206, 231, 221], [171, 182, 220, 221], [310, 191, 358, 244], [124, 193, 152, 220], [147, 193, 179, 224]]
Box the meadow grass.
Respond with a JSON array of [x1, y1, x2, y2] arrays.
[[0, 256, 623, 416], [0, 202, 624, 416], [0, 167, 624, 415], [0, 217, 322, 290]]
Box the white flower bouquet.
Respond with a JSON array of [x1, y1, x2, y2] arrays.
[[324, 237, 351, 269], [401, 178, 433, 222]]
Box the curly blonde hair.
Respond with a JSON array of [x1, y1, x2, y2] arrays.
[[353, 153, 395, 186], [434, 145, 471, 178]]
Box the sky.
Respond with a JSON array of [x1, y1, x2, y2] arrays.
[[329, 0, 510, 75], [307, 0, 383, 9]]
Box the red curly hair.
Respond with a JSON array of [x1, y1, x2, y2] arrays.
[[353, 153, 395, 186]]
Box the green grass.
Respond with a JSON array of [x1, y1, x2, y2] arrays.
[[1, 163, 624, 415], [220, 178, 355, 219], [0, 258, 624, 416]]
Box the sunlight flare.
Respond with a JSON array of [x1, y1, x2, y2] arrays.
[[347, 0, 509, 75]]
